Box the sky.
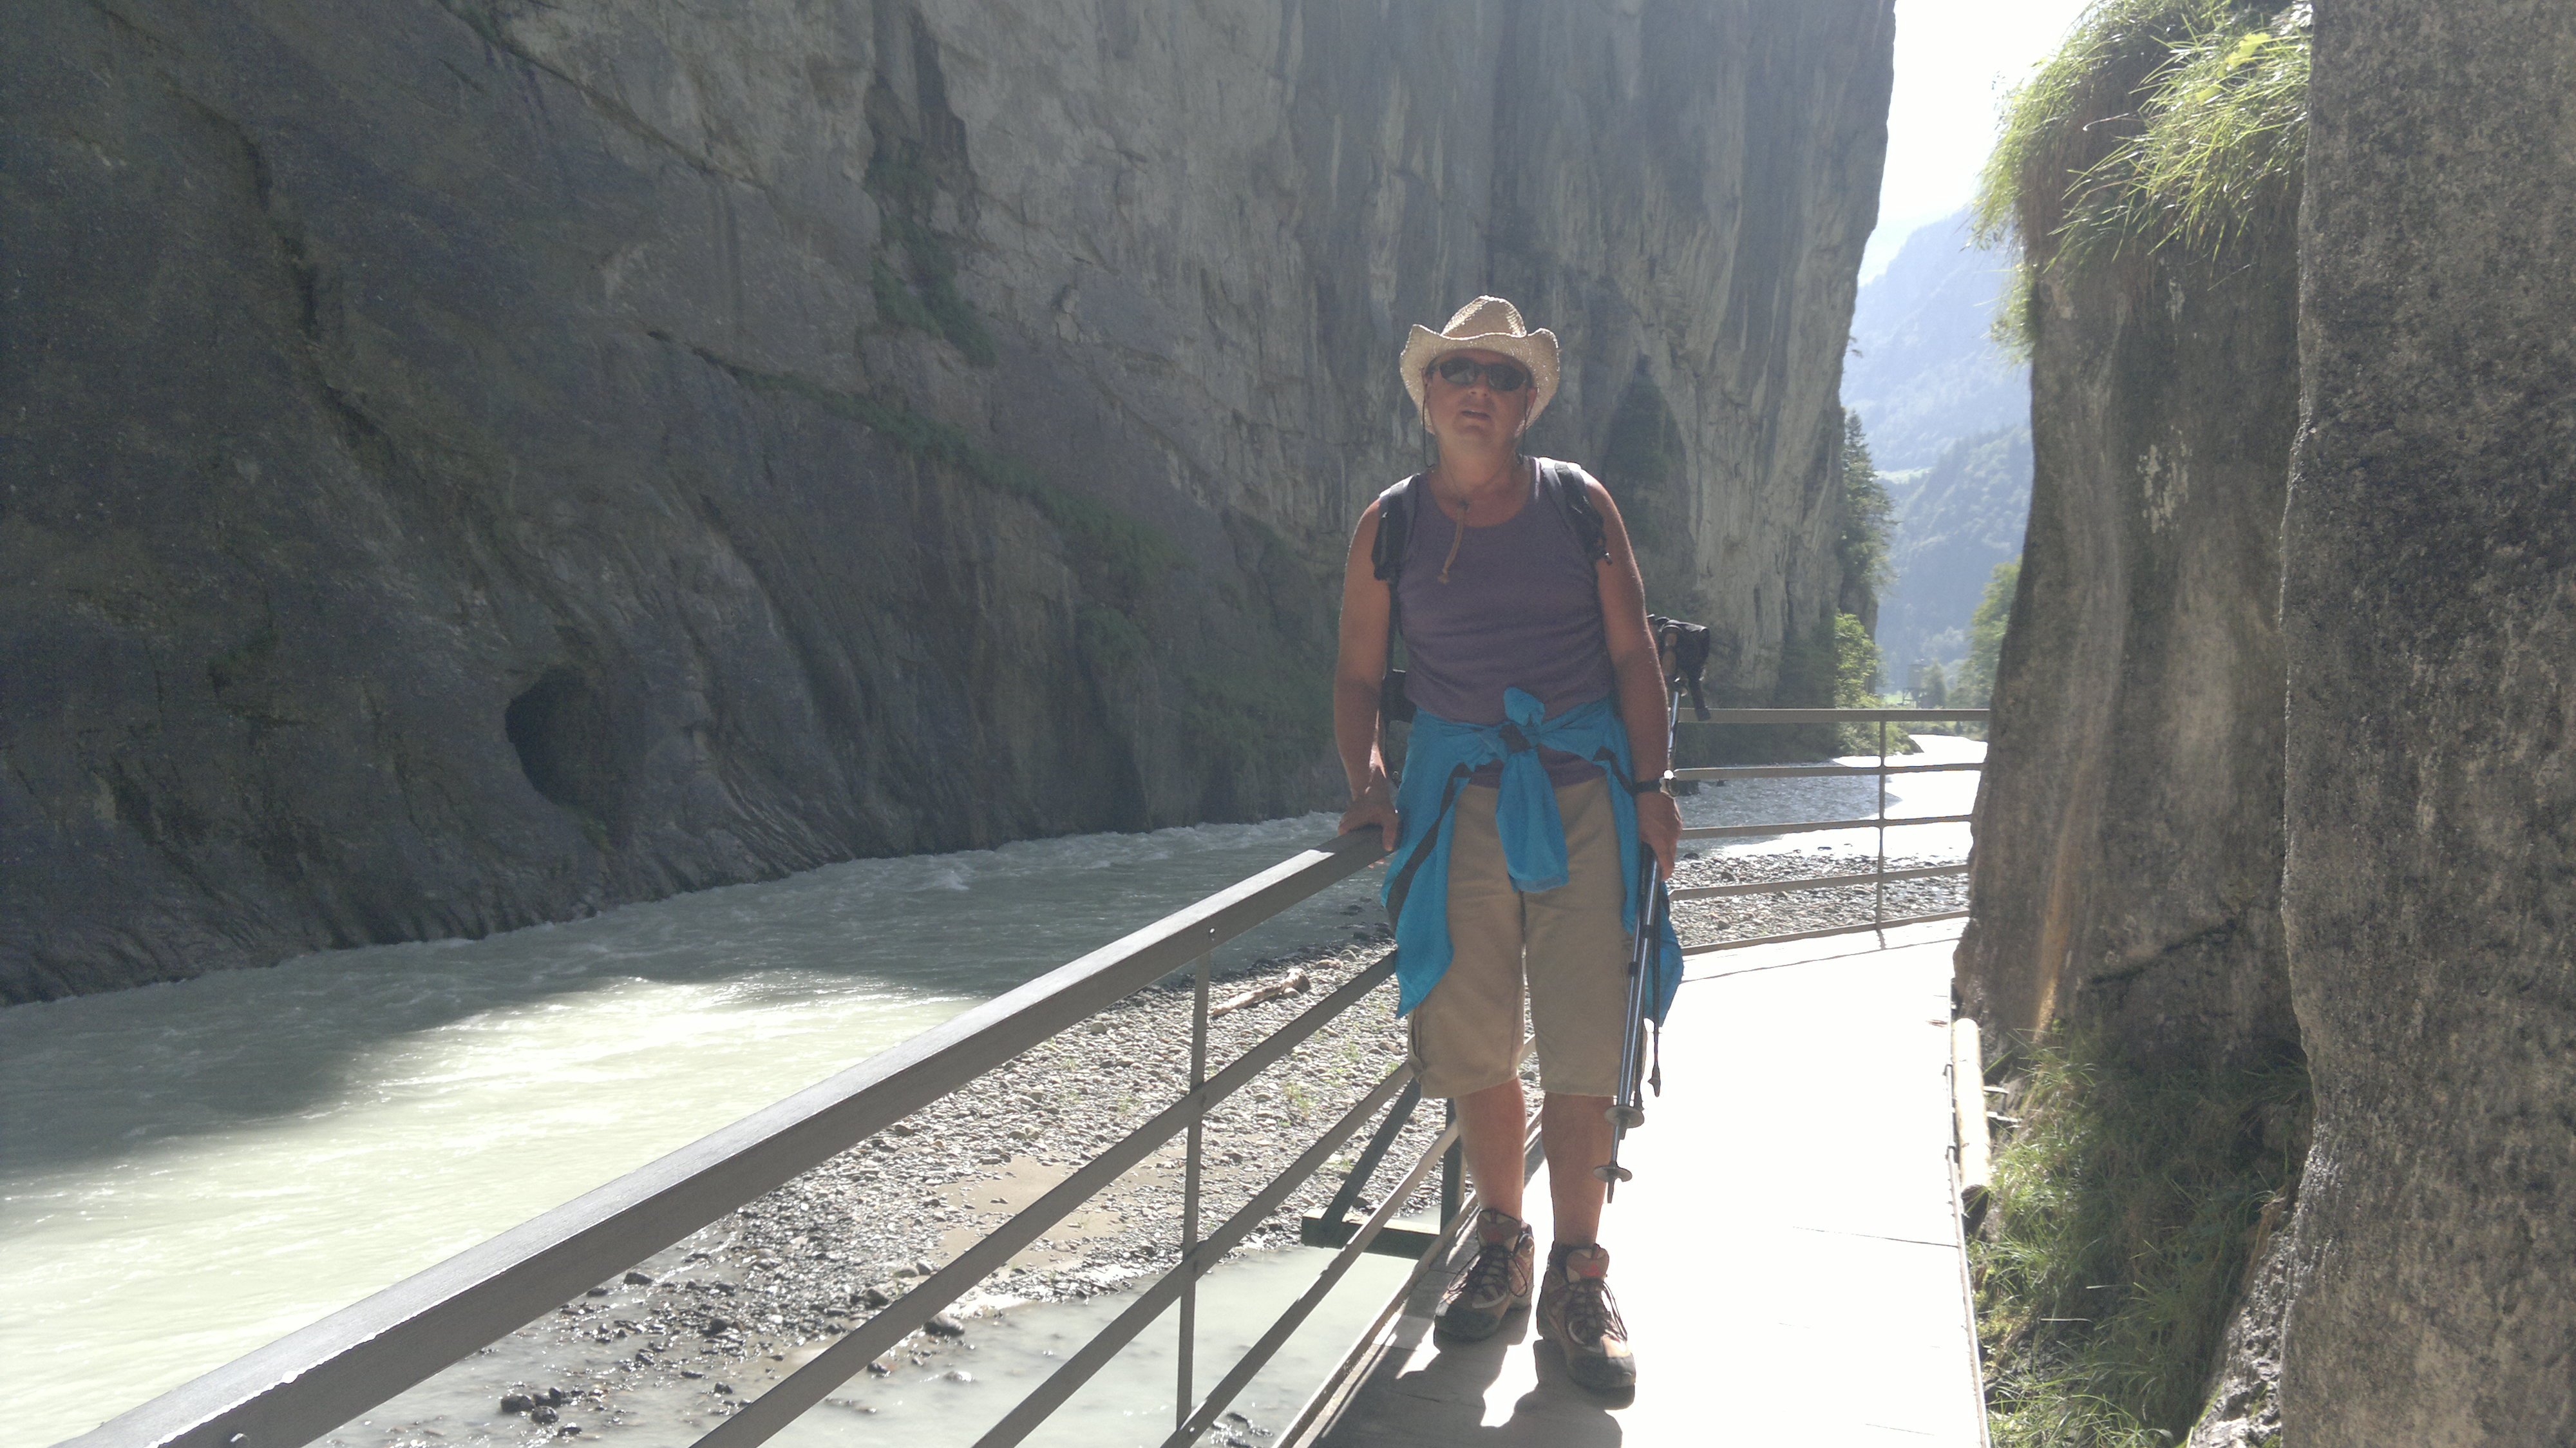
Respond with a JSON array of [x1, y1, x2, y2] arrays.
[[1861, 0, 2097, 281]]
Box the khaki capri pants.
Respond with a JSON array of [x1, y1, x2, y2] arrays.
[[1407, 775, 1631, 1100]]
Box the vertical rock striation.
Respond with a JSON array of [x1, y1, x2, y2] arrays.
[[2276, 1, 2576, 1438], [0, 0, 1894, 1000], [1954, 19, 2301, 1069], [1954, 11, 2309, 1437]]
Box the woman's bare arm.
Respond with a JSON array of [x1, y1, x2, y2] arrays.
[[1333, 502, 1399, 853], [1584, 478, 1682, 877]]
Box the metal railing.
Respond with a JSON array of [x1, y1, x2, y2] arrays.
[[1669, 707, 1987, 955], [68, 707, 1982, 1448], [66, 834, 1430, 1448]]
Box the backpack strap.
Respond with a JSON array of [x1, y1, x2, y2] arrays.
[[1370, 475, 1420, 587], [1537, 457, 1609, 565], [1372, 475, 1422, 726]]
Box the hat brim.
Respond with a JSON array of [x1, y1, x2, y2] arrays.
[[1401, 325, 1560, 428]]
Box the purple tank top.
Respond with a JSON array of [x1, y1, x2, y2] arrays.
[[1396, 461, 1618, 785]]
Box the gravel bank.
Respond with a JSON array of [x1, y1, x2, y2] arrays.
[[418, 849, 1969, 1440]]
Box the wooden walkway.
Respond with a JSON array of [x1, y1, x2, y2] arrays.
[[1290, 923, 1987, 1446]]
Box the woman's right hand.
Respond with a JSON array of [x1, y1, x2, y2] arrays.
[[1340, 779, 1401, 858]]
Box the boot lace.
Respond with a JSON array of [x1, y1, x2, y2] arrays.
[[1563, 1272, 1626, 1346], [1452, 1236, 1520, 1304]]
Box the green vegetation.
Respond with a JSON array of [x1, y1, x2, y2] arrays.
[[570, 808, 612, 855], [864, 153, 998, 365], [1837, 411, 1895, 613], [1876, 426, 2032, 686], [1953, 558, 2020, 710], [1975, 0, 2309, 349], [1774, 611, 1922, 756], [1977, 1031, 2308, 1444], [1777, 615, 1837, 707], [1833, 613, 1882, 711], [2092, 8, 2309, 257], [870, 258, 939, 335], [1828, 613, 1910, 755], [1075, 604, 1150, 675], [1814, 410, 1911, 752], [1183, 665, 1332, 772], [706, 352, 1180, 601]]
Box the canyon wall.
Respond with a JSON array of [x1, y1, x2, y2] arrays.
[[2273, 0, 2576, 1438], [1953, 52, 2300, 1070], [1962, 1, 2573, 1438], [0, 0, 1894, 1000], [1952, 12, 2307, 1437]]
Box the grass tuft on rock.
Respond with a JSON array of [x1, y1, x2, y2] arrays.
[[1974, 0, 2308, 349], [1975, 1029, 2308, 1445]]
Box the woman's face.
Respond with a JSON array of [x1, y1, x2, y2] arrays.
[[1423, 347, 1535, 450]]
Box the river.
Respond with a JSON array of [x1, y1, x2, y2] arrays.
[[0, 739, 1980, 1447]]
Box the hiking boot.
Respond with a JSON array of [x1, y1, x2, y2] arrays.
[[1537, 1242, 1636, 1395], [1435, 1206, 1533, 1340]]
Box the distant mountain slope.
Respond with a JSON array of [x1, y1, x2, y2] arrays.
[[1843, 211, 2027, 470], [1879, 426, 2033, 681], [1841, 209, 2033, 684]]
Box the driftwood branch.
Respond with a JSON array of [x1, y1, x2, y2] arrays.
[[1210, 968, 1311, 1018]]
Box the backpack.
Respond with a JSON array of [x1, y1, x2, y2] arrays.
[[1649, 613, 1713, 721], [1370, 459, 1606, 725]]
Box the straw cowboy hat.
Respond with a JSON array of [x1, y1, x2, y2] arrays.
[[1400, 296, 1560, 428]]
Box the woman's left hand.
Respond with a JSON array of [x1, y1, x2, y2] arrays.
[[1637, 790, 1682, 880]]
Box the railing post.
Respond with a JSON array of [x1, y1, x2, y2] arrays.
[[1177, 928, 1215, 1433], [1875, 718, 1890, 933]]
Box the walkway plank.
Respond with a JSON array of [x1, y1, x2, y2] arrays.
[[1292, 925, 1985, 1446]]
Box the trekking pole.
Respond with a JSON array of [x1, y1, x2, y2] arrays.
[[1598, 681, 1685, 1200]]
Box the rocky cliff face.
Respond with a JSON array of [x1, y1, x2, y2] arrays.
[[2275, 0, 2576, 1437], [1962, 1, 2571, 1439], [1953, 65, 2300, 1070], [1951, 15, 2307, 1430], [0, 0, 1894, 1000]]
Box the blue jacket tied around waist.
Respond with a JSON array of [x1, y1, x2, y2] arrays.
[[1379, 687, 1684, 1023]]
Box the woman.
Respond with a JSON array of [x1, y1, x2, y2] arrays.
[[1334, 296, 1683, 1396]]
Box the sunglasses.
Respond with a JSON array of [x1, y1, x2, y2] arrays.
[[1432, 356, 1530, 392]]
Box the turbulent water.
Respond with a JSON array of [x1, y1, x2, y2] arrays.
[[1, 741, 1978, 1447]]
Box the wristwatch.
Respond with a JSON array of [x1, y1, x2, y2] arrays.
[[1626, 770, 1675, 797]]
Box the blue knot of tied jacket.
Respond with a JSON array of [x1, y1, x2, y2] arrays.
[[1379, 685, 1683, 1023]]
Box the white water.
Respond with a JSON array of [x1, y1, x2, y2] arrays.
[[1, 739, 1978, 1447]]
